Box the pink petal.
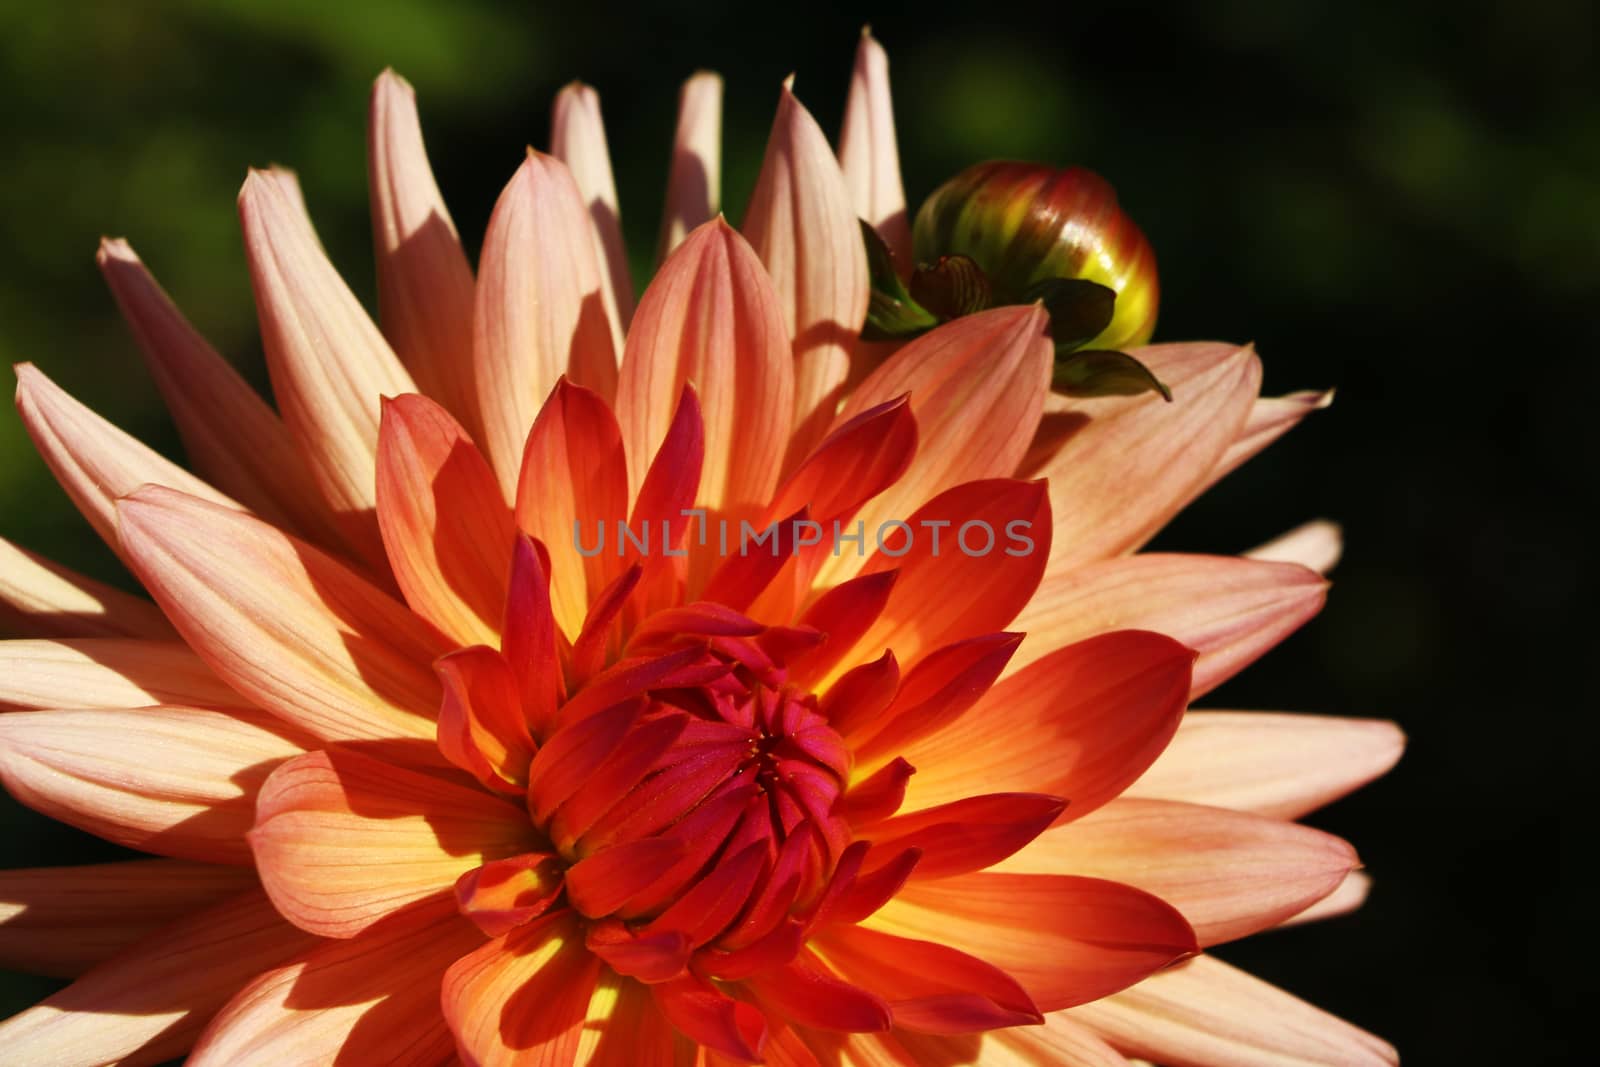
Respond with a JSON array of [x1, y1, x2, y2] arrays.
[[97, 238, 342, 544], [0, 705, 307, 864], [117, 486, 448, 746], [658, 72, 723, 260], [0, 889, 317, 1067], [1281, 870, 1372, 927], [1071, 954, 1397, 1066], [189, 897, 483, 1067], [1125, 710, 1406, 819], [895, 630, 1193, 818], [368, 70, 478, 429], [617, 218, 795, 515], [997, 797, 1359, 945], [827, 306, 1052, 585], [238, 169, 417, 571], [0, 637, 239, 710], [473, 152, 619, 494], [869, 873, 1197, 1012], [441, 909, 602, 1067], [1247, 518, 1343, 574], [0, 860, 255, 978], [13, 362, 240, 561], [1203, 388, 1335, 498], [0, 536, 171, 639], [552, 81, 635, 331], [1008, 552, 1327, 698], [743, 81, 870, 467], [250, 747, 533, 937], [376, 394, 514, 647], [839, 29, 912, 268], [1031, 342, 1260, 570]]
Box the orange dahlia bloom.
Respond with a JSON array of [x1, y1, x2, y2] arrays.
[[0, 33, 1402, 1067]]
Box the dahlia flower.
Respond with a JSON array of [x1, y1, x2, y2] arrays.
[[0, 31, 1402, 1067]]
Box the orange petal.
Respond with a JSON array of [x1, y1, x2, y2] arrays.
[[1071, 954, 1397, 1067], [1008, 553, 1327, 698], [743, 81, 870, 467], [1202, 388, 1334, 499], [575, 969, 683, 1066], [441, 909, 602, 1066], [552, 81, 635, 332], [13, 362, 240, 559], [659, 72, 723, 260], [514, 378, 631, 640], [435, 645, 537, 795], [894, 630, 1193, 817], [868, 873, 1197, 1012], [455, 853, 565, 937], [847, 478, 1050, 673], [0, 638, 240, 710], [1124, 710, 1406, 819], [1281, 870, 1372, 927], [368, 70, 478, 430], [0, 705, 307, 864], [0, 889, 317, 1067], [238, 169, 417, 571], [97, 238, 342, 545], [1031, 342, 1261, 570], [376, 394, 514, 647], [815, 924, 1041, 1034], [618, 218, 795, 515], [250, 747, 533, 938], [747, 950, 893, 1034], [0, 860, 255, 978], [996, 797, 1359, 946], [117, 486, 448, 746], [188, 897, 483, 1067], [1247, 518, 1343, 574], [850, 632, 1022, 763], [0, 536, 171, 639], [859, 792, 1065, 879], [473, 151, 619, 495], [828, 306, 1052, 583], [501, 535, 563, 738], [839, 29, 912, 269]]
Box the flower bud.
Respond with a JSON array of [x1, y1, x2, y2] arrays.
[[913, 161, 1158, 351]]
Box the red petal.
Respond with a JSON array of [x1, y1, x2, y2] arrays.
[[861, 793, 1066, 878]]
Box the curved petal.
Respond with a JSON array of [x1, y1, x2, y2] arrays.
[[0, 860, 255, 978], [828, 305, 1052, 584], [0, 889, 317, 1067], [1008, 553, 1327, 697], [867, 873, 1197, 1012], [1247, 519, 1343, 575], [189, 897, 482, 1067], [368, 69, 478, 428], [839, 29, 911, 268], [473, 151, 618, 494], [238, 169, 417, 570], [0, 536, 171, 639], [618, 218, 795, 515], [117, 486, 448, 746], [996, 797, 1359, 946], [97, 238, 341, 544], [0, 638, 239, 710], [743, 81, 870, 466], [376, 394, 514, 647], [895, 630, 1193, 817], [250, 747, 533, 938], [552, 81, 634, 332], [1031, 342, 1260, 570], [858, 793, 1065, 880], [0, 705, 307, 864], [1071, 954, 1397, 1067], [14, 362, 240, 558], [575, 970, 682, 1066], [1281, 870, 1372, 927], [441, 909, 602, 1067], [659, 72, 722, 260], [1124, 710, 1406, 819]]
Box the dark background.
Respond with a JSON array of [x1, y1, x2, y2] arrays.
[[0, 1, 1590, 1063]]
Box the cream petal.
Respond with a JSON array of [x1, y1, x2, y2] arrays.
[[0, 536, 170, 639], [838, 28, 912, 268], [0, 638, 240, 710], [552, 81, 635, 333], [658, 72, 723, 261], [1247, 518, 1344, 574]]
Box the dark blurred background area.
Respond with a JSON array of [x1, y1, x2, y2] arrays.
[[0, 0, 1591, 1062]]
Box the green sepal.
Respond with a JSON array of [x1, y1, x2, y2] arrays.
[[1024, 277, 1117, 350], [859, 219, 939, 341], [1054, 349, 1173, 401]]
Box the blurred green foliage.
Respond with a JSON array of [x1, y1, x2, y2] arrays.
[[0, 0, 1592, 1062]]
